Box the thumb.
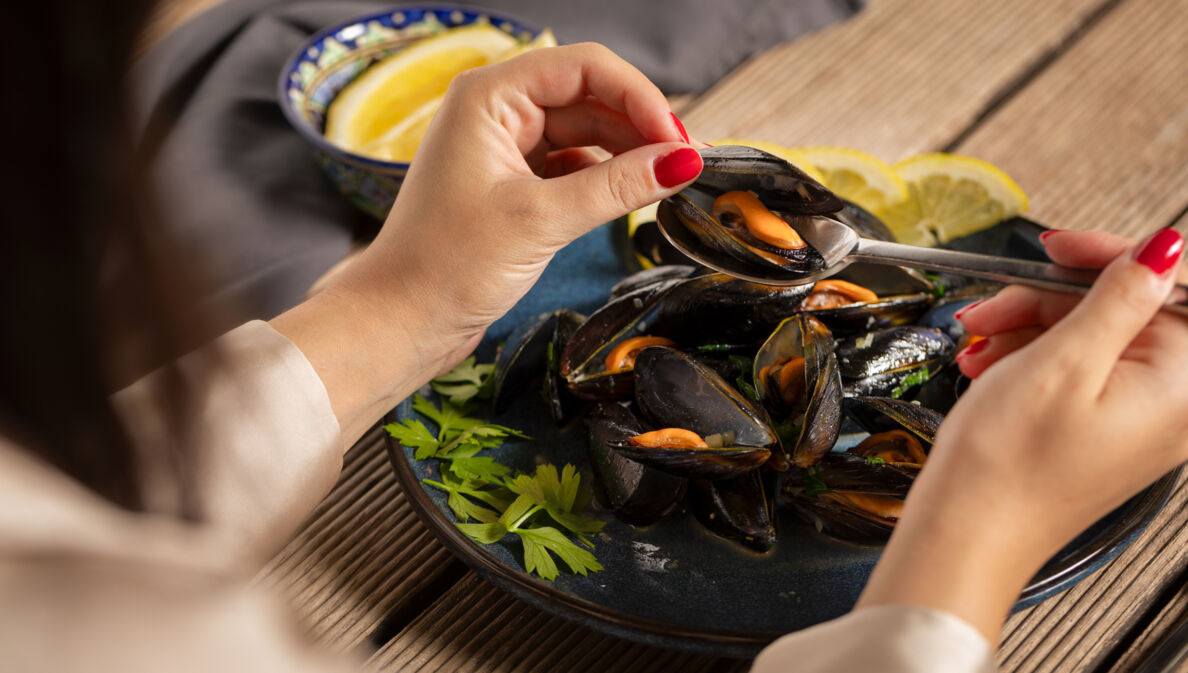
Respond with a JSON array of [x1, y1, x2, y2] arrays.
[[1034, 227, 1184, 388], [534, 143, 701, 239]]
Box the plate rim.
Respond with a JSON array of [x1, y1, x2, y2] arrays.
[[384, 408, 1180, 656]]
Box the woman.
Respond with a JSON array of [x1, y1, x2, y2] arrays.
[[3, 3, 1187, 671]]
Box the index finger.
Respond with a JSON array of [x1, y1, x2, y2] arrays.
[[485, 42, 680, 144]]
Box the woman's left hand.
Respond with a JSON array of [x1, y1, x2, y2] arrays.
[[273, 43, 702, 445]]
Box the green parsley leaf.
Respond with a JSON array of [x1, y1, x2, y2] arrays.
[[865, 456, 887, 465], [457, 521, 508, 545], [384, 420, 439, 460], [447, 456, 512, 483], [516, 526, 603, 578], [431, 356, 496, 407], [506, 465, 605, 535]]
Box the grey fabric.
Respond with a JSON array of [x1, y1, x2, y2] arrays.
[[132, 0, 863, 323]]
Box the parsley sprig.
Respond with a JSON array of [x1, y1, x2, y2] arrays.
[[385, 360, 604, 581]]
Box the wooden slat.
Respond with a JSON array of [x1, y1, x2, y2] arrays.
[[364, 573, 735, 673], [682, 0, 1112, 160], [956, 0, 1188, 238], [1108, 577, 1188, 672], [256, 427, 459, 651], [994, 472, 1188, 672]]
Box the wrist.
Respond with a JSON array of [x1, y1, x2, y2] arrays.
[[857, 476, 1053, 643]]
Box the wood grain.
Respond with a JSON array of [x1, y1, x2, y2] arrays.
[[256, 426, 459, 651], [365, 574, 736, 673], [681, 0, 1112, 161]]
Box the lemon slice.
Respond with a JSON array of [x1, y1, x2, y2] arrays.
[[788, 146, 908, 215], [325, 24, 518, 159], [879, 154, 1028, 247], [495, 27, 557, 61], [711, 138, 829, 185]]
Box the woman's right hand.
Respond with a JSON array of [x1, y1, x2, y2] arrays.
[[857, 227, 1188, 642]]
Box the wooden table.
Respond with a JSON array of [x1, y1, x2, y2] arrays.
[[245, 0, 1188, 670]]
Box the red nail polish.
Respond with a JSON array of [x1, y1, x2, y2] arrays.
[[670, 113, 690, 144], [953, 299, 985, 320], [958, 338, 990, 359], [1039, 229, 1063, 243], [1135, 228, 1185, 275], [654, 147, 702, 188]]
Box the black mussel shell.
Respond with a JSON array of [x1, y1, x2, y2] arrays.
[[752, 315, 844, 470], [494, 310, 583, 413], [917, 283, 1000, 343], [836, 326, 956, 398], [609, 265, 701, 301], [654, 273, 814, 345], [844, 396, 943, 447], [633, 346, 778, 451], [691, 470, 777, 552], [545, 310, 588, 425], [561, 277, 686, 401], [784, 452, 920, 497], [696, 146, 843, 214], [607, 440, 771, 480], [585, 403, 686, 526], [911, 361, 969, 414], [785, 494, 895, 546], [800, 263, 937, 335]]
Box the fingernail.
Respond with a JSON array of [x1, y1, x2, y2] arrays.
[[1039, 229, 1064, 243], [670, 113, 690, 144], [953, 299, 985, 320], [1135, 228, 1185, 275], [654, 147, 702, 188], [957, 337, 990, 359]]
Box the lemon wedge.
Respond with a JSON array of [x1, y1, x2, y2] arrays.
[[879, 154, 1028, 247], [325, 24, 520, 161], [788, 146, 908, 215], [711, 138, 829, 185]]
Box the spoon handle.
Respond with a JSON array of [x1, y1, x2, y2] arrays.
[[851, 239, 1188, 317]]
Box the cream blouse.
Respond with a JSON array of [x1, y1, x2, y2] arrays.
[[0, 321, 995, 672]]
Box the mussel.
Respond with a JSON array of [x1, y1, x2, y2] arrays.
[[585, 402, 687, 526], [797, 263, 937, 335], [781, 395, 940, 544], [493, 309, 587, 424], [656, 146, 844, 282], [691, 470, 777, 552], [604, 346, 776, 480], [753, 315, 843, 469], [835, 326, 956, 398]]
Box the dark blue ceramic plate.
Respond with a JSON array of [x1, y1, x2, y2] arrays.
[[384, 218, 1178, 657]]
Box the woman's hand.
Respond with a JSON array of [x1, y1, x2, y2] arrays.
[[272, 43, 702, 446], [858, 227, 1188, 642]]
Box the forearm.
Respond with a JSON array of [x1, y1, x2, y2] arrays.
[[856, 469, 1055, 643], [269, 271, 455, 449]]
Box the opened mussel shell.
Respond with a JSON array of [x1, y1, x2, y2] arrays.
[[844, 396, 943, 448], [610, 346, 776, 479], [656, 146, 844, 283], [753, 315, 843, 469], [798, 263, 937, 335], [692, 470, 777, 552], [585, 403, 687, 526], [493, 309, 587, 424]]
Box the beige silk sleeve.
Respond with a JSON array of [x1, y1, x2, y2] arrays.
[[753, 605, 996, 673], [111, 320, 344, 567]]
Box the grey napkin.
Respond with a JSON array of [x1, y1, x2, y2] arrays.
[[132, 0, 863, 326]]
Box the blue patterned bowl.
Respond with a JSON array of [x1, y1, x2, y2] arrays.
[[278, 5, 543, 220]]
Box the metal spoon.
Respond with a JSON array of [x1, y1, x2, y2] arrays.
[[656, 208, 1188, 316]]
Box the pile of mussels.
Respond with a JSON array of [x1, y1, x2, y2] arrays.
[[491, 147, 1002, 552]]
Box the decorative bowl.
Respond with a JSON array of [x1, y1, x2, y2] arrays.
[[278, 5, 543, 219]]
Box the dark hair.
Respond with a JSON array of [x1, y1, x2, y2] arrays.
[[2, 0, 210, 516]]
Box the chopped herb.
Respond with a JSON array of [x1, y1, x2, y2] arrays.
[[774, 418, 802, 448], [865, 456, 887, 465], [696, 343, 736, 352], [923, 273, 947, 298], [728, 354, 760, 403], [545, 341, 559, 374], [802, 465, 831, 496], [890, 367, 932, 399], [394, 386, 604, 581]]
